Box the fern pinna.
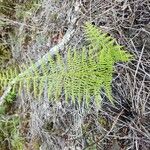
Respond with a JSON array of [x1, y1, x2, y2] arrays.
[[0, 23, 132, 105]]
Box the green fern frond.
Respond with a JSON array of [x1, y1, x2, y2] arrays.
[[84, 23, 133, 60], [0, 67, 19, 89], [0, 23, 133, 106]]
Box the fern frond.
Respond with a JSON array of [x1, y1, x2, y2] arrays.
[[84, 23, 118, 53], [0, 67, 19, 89], [84, 22, 133, 61], [0, 23, 133, 106]]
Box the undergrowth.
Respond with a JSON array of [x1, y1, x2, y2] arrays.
[[0, 91, 24, 150], [0, 0, 149, 149]]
